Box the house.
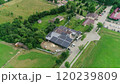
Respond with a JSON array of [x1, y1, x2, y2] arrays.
[[49, 16, 64, 23], [109, 8, 120, 20], [82, 13, 98, 26], [46, 26, 81, 48], [82, 18, 94, 26], [86, 13, 98, 20], [15, 42, 28, 49]]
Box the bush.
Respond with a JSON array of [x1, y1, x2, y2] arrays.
[[56, 59, 62, 65], [61, 50, 69, 60], [81, 34, 86, 41], [65, 61, 70, 68]]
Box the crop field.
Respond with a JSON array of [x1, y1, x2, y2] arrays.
[[0, 0, 56, 23], [0, 41, 19, 67], [4, 50, 57, 68], [72, 28, 120, 68]]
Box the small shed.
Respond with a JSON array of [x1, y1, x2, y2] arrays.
[[15, 42, 28, 49], [38, 19, 42, 24]]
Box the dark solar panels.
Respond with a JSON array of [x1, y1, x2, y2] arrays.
[[56, 39, 63, 45], [50, 36, 58, 42], [60, 35, 66, 40], [62, 41, 70, 48], [66, 37, 72, 42]]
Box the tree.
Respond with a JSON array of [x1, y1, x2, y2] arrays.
[[54, 18, 60, 24], [54, 0, 57, 3], [45, 23, 56, 33], [80, 10, 83, 15], [56, 59, 62, 65], [97, 22, 103, 28], [61, 50, 69, 60], [88, 5, 96, 13], [65, 61, 70, 68]]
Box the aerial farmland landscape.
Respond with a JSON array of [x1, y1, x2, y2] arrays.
[[0, 0, 120, 68]]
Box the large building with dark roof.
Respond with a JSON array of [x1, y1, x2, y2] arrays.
[[46, 26, 81, 48]]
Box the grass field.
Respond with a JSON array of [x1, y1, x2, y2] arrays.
[[0, 42, 18, 67], [4, 50, 57, 68], [0, 0, 56, 23], [72, 28, 120, 68]]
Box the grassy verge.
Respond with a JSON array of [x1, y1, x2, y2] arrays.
[[72, 28, 120, 68], [0, 42, 19, 67]]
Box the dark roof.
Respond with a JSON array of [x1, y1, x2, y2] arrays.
[[46, 26, 81, 48], [82, 18, 94, 26], [86, 13, 98, 19]]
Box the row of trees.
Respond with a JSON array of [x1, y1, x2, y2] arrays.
[[97, 0, 120, 6], [0, 5, 68, 49], [0, 0, 11, 5], [28, 6, 66, 24]]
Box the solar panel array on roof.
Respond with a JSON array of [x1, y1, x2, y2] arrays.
[[46, 26, 82, 48]]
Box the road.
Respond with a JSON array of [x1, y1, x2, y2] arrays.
[[60, 6, 112, 68]]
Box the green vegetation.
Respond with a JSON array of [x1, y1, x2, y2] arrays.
[[81, 34, 86, 41], [0, 42, 18, 67], [0, 0, 56, 23], [65, 61, 70, 68], [72, 28, 120, 68], [66, 17, 93, 33], [5, 51, 57, 68], [0, 0, 11, 5]]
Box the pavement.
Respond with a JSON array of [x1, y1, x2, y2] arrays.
[[60, 6, 112, 68]]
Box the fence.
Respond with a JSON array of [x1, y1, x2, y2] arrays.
[[36, 47, 56, 55]]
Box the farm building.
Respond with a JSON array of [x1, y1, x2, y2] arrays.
[[83, 13, 98, 26], [82, 18, 94, 26], [109, 8, 120, 20], [15, 42, 28, 49], [86, 13, 98, 20], [49, 16, 64, 23], [46, 26, 81, 48]]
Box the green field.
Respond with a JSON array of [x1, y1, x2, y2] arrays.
[[0, 0, 56, 23], [0, 42, 18, 67], [4, 50, 57, 68], [72, 28, 120, 68]]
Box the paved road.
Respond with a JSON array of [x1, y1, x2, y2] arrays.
[[60, 6, 112, 68]]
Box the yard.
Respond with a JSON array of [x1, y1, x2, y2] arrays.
[[4, 49, 57, 68], [0, 41, 19, 67], [65, 17, 92, 33], [0, 0, 56, 23], [72, 28, 120, 68]]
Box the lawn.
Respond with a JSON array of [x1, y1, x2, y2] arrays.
[[32, 12, 67, 30], [0, 42, 18, 67], [65, 17, 90, 33], [4, 50, 57, 68], [72, 28, 120, 68], [0, 0, 56, 23]]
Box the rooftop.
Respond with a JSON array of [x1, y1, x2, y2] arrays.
[[86, 13, 98, 19], [46, 26, 81, 48], [82, 18, 94, 26]]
